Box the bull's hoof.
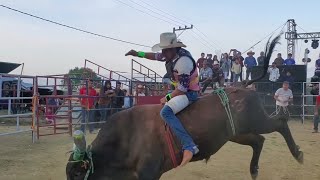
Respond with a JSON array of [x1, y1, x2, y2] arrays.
[[250, 166, 259, 180], [251, 172, 258, 180], [295, 151, 303, 164]]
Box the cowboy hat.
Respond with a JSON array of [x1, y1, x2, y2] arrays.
[[152, 32, 186, 52], [247, 51, 255, 55]]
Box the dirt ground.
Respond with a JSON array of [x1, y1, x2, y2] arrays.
[[1, 120, 320, 180]]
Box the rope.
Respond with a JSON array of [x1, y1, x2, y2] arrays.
[[84, 145, 94, 180], [164, 125, 178, 168], [70, 145, 94, 180], [212, 88, 236, 135], [269, 105, 290, 118]]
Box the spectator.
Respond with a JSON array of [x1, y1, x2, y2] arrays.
[[229, 49, 238, 82], [134, 84, 146, 96], [79, 79, 97, 134], [206, 54, 214, 69], [113, 81, 125, 113], [315, 53, 320, 68], [197, 52, 206, 69], [236, 51, 244, 81], [46, 92, 58, 124], [122, 89, 133, 109], [313, 95, 320, 133], [211, 61, 225, 88], [231, 58, 242, 82], [244, 51, 257, 80], [274, 81, 293, 112], [257, 51, 265, 66], [281, 71, 294, 87], [213, 55, 219, 63], [200, 60, 213, 93], [268, 62, 280, 82], [284, 53, 296, 65], [274, 53, 284, 67], [98, 80, 114, 122], [133, 84, 145, 105], [220, 53, 231, 82]]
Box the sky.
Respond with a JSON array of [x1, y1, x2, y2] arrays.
[[1, 0, 320, 78]]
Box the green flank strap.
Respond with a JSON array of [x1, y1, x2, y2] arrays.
[[212, 88, 236, 135]]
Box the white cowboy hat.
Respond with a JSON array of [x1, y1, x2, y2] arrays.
[[152, 32, 186, 52]]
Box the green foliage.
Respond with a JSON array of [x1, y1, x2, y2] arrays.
[[61, 67, 102, 91]]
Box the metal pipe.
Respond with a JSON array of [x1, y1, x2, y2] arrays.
[[302, 82, 305, 124], [0, 97, 33, 100], [0, 113, 33, 118], [0, 129, 33, 136]]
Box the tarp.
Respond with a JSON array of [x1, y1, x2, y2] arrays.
[[0, 61, 21, 73]]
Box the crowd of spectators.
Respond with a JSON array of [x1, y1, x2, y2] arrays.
[[196, 49, 300, 93]]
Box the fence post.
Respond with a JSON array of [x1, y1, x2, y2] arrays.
[[8, 99, 12, 115], [67, 77, 73, 137]]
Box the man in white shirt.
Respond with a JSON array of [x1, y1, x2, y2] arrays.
[[274, 81, 293, 112], [268, 62, 280, 82]]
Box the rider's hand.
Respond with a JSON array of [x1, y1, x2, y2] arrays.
[[160, 97, 167, 105], [125, 50, 138, 57]]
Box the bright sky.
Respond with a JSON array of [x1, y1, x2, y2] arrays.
[[1, 0, 320, 78]]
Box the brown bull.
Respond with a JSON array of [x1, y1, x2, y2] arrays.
[[66, 34, 303, 180]]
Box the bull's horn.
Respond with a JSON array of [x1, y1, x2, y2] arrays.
[[73, 130, 86, 153]]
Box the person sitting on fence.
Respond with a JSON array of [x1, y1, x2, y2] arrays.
[[200, 60, 213, 93], [274, 81, 293, 115], [79, 79, 97, 134], [212, 61, 225, 88], [98, 80, 114, 122]]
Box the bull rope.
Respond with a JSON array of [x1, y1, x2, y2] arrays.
[[269, 105, 290, 118], [69, 145, 94, 180], [212, 88, 236, 135]]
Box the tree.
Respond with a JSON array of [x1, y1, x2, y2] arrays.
[[61, 67, 102, 91]]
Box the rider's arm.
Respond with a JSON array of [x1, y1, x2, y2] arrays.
[[125, 50, 166, 62], [170, 57, 194, 98]]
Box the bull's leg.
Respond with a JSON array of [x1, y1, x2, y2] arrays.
[[277, 123, 303, 164], [230, 134, 265, 180]]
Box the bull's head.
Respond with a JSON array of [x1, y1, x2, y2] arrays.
[[66, 130, 93, 180]]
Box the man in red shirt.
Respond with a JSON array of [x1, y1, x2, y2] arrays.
[[196, 52, 206, 69], [79, 79, 97, 133], [313, 95, 320, 133]]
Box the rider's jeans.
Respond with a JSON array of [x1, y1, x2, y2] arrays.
[[160, 91, 198, 154]]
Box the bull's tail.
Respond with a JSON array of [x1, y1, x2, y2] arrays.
[[244, 33, 282, 87]]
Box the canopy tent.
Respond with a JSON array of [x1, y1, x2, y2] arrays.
[[0, 61, 21, 73]]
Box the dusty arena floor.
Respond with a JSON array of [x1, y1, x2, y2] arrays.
[[0, 120, 320, 180]]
